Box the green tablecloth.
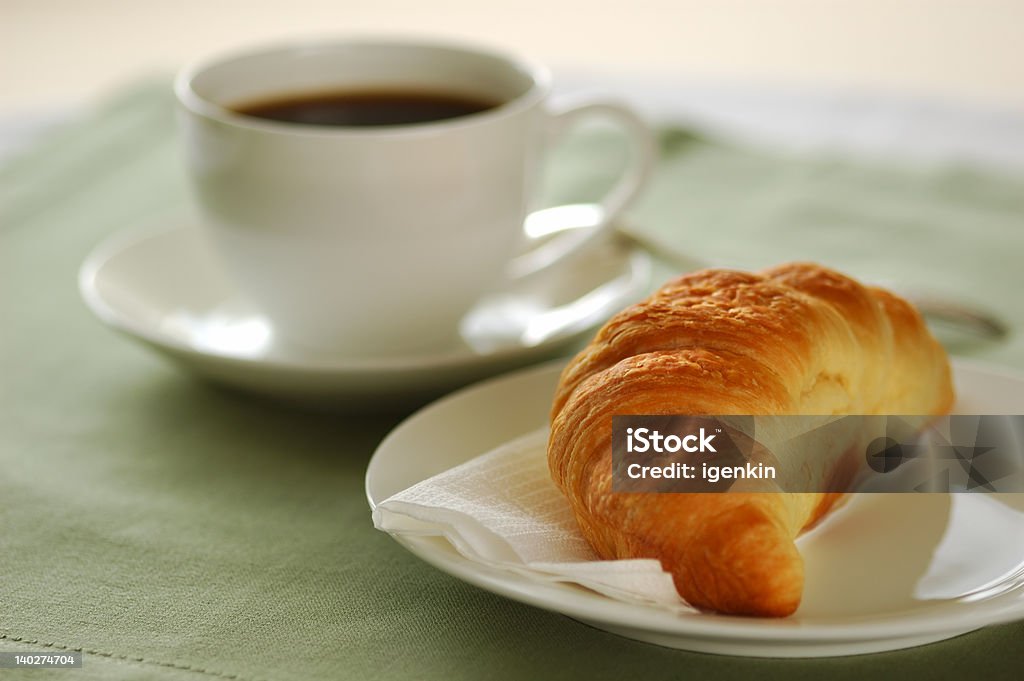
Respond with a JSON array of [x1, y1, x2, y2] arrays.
[[2, 82, 1024, 680]]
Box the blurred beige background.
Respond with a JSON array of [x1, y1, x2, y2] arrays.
[[3, 0, 1024, 113]]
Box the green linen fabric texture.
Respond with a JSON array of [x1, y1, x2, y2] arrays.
[[2, 82, 1024, 681]]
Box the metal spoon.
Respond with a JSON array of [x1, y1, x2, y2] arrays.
[[615, 226, 1009, 341], [524, 204, 1009, 342]]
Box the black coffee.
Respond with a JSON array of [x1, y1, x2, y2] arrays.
[[232, 89, 501, 127]]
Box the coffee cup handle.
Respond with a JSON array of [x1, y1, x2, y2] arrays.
[[507, 98, 657, 280]]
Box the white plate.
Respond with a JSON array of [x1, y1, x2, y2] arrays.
[[366, 359, 1024, 657], [78, 221, 649, 408]]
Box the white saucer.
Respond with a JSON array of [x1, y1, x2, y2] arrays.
[[78, 222, 650, 408], [367, 359, 1024, 657]]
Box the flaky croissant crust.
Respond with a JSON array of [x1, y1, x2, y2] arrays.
[[547, 263, 954, 616]]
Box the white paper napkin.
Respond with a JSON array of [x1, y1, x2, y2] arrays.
[[372, 428, 693, 612]]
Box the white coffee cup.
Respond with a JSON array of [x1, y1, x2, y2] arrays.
[[175, 38, 655, 356]]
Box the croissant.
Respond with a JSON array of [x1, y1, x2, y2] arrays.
[[547, 263, 954, 617]]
